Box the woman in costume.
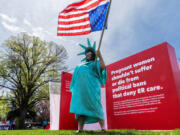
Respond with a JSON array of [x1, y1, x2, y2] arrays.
[[70, 39, 107, 132]]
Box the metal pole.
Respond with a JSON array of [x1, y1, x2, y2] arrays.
[[95, 0, 112, 64]]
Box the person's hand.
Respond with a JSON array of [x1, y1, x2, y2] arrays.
[[96, 49, 105, 70], [96, 50, 101, 58]]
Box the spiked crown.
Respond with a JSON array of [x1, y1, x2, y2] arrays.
[[77, 38, 96, 62]]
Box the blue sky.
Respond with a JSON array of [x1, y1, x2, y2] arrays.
[[0, 0, 180, 70]]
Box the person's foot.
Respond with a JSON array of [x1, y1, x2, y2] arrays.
[[101, 129, 107, 132], [76, 130, 83, 133]]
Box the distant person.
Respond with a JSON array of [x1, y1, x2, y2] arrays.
[[43, 120, 48, 129], [6, 120, 10, 130], [11, 120, 16, 130], [3, 120, 6, 125], [6, 120, 10, 125]]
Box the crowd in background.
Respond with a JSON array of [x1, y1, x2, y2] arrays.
[[0, 120, 16, 130]]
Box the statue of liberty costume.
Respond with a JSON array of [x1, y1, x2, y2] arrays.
[[70, 39, 107, 124]]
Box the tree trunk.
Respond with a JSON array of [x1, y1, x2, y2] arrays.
[[17, 108, 27, 129]]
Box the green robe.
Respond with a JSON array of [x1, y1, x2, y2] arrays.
[[70, 60, 107, 124]]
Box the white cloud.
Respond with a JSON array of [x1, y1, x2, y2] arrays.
[[0, 13, 17, 23], [32, 27, 45, 39], [1, 21, 24, 32], [23, 19, 32, 27], [32, 27, 54, 40]]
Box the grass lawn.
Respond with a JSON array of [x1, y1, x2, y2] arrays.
[[0, 129, 180, 135]]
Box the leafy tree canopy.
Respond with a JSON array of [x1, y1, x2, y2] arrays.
[[0, 33, 68, 128]]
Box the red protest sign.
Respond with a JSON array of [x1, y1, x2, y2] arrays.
[[105, 42, 180, 130]]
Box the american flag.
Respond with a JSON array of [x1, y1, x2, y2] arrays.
[[57, 0, 109, 36]]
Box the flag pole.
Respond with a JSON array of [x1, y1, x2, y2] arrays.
[[95, 0, 112, 64]]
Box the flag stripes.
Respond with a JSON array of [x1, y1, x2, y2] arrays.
[[57, 0, 107, 36]]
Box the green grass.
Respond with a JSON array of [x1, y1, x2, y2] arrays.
[[0, 129, 180, 135]]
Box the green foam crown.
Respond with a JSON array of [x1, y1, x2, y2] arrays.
[[77, 38, 96, 62]]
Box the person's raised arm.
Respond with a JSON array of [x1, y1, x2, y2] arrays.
[[96, 50, 106, 71]]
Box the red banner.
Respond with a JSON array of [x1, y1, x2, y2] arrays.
[[59, 72, 78, 130], [105, 42, 180, 130]]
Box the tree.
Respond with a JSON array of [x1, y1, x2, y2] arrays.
[[0, 33, 68, 128], [0, 94, 11, 121]]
